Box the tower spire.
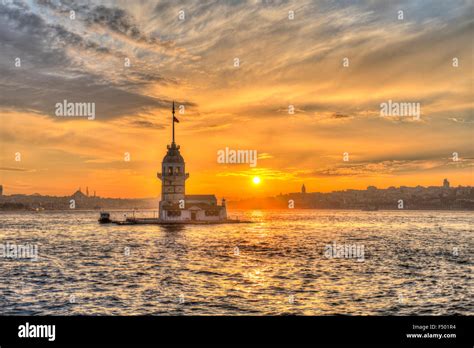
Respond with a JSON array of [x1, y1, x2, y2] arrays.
[[172, 101, 175, 144], [171, 101, 180, 145]]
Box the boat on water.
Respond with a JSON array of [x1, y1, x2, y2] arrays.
[[98, 212, 112, 223], [98, 212, 251, 225]]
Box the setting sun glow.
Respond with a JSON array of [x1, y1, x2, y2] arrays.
[[252, 177, 261, 185]]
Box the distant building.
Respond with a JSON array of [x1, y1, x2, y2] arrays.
[[0, 185, 3, 196], [157, 102, 227, 222], [71, 188, 87, 200], [301, 184, 306, 194], [443, 178, 450, 189]]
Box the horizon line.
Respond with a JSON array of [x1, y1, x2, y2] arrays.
[[1, 180, 469, 201]]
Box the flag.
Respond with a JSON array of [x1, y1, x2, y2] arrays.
[[173, 116, 180, 123]]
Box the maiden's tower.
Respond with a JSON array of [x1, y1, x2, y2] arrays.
[[157, 102, 227, 222]]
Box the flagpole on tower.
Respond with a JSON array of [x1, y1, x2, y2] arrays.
[[172, 101, 175, 144]]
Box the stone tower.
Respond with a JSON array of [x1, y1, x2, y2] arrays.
[[301, 184, 306, 194], [157, 102, 189, 208]]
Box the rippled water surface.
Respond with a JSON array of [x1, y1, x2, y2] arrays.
[[0, 210, 472, 315]]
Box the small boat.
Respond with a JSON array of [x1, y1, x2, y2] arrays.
[[98, 212, 112, 223]]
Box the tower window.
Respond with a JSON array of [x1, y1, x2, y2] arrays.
[[175, 167, 180, 173], [168, 167, 173, 174]]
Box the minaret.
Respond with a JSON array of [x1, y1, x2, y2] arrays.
[[157, 102, 189, 210], [443, 178, 450, 189], [302, 184, 306, 194]]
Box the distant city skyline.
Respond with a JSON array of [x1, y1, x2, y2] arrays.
[[0, 0, 472, 199], [1, 177, 472, 211], [0, 177, 469, 199]]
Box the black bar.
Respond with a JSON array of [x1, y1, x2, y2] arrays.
[[0, 316, 472, 346]]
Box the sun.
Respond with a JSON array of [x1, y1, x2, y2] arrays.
[[252, 176, 261, 185]]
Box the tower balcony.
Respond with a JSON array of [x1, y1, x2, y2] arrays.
[[157, 172, 189, 180]]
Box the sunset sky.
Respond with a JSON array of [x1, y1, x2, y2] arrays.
[[0, 0, 472, 199]]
